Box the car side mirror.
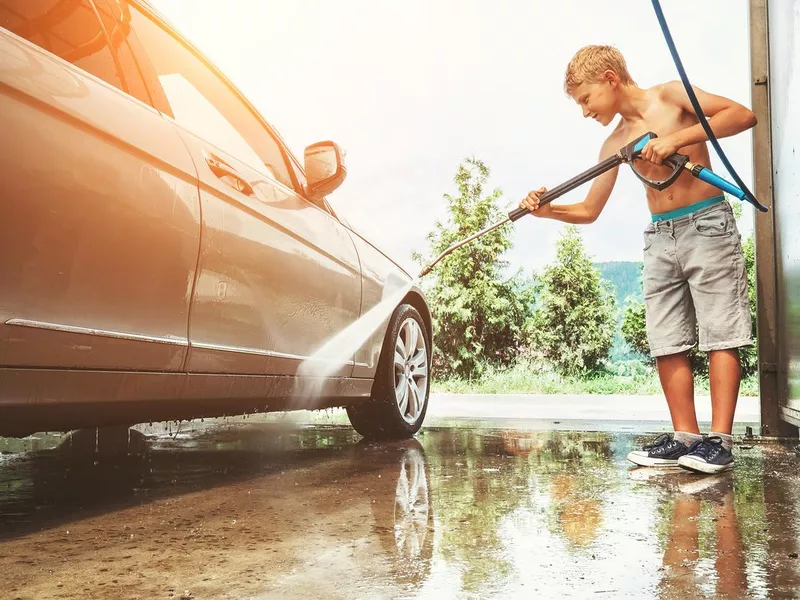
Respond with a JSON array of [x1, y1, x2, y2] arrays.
[[304, 141, 347, 201]]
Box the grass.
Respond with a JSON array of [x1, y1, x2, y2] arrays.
[[432, 362, 760, 397]]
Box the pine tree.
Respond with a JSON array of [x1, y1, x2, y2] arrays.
[[526, 226, 616, 376], [414, 158, 532, 378]]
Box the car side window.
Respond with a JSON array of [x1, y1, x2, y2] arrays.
[[92, 0, 152, 106], [286, 154, 309, 196], [126, 3, 294, 189], [0, 0, 125, 91]]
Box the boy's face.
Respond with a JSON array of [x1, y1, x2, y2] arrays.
[[570, 76, 619, 127]]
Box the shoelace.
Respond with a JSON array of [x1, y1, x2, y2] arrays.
[[642, 433, 673, 451], [686, 436, 724, 460]]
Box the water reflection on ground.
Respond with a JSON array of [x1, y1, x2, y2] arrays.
[[1, 423, 798, 599]]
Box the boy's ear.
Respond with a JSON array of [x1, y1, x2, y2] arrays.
[[603, 69, 619, 86]]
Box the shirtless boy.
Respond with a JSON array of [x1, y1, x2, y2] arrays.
[[519, 45, 757, 474]]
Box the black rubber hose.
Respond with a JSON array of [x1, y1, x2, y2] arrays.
[[651, 0, 768, 212]]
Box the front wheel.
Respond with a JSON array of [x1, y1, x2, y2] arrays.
[[346, 304, 430, 439]]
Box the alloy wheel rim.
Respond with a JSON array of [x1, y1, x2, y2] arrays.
[[393, 318, 428, 424]]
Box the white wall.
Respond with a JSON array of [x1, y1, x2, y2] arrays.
[[769, 1, 800, 411]]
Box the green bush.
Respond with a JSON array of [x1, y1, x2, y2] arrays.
[[525, 226, 616, 376]]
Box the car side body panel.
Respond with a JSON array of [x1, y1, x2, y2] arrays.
[[0, 29, 200, 372], [173, 126, 363, 378]]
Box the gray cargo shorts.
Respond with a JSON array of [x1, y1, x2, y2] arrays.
[[642, 200, 753, 357]]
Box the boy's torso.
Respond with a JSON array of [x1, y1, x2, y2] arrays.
[[608, 84, 721, 216]]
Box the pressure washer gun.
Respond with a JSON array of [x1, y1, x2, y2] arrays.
[[418, 131, 767, 278]]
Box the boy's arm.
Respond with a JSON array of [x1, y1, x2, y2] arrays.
[[519, 136, 619, 224], [641, 81, 758, 165]]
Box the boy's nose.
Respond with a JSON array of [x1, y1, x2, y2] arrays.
[[582, 107, 591, 118]]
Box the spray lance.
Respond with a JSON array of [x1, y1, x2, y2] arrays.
[[417, 131, 763, 279]]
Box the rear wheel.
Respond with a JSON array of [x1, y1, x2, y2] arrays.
[[347, 304, 430, 439]]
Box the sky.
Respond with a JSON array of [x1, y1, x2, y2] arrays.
[[150, 0, 755, 275]]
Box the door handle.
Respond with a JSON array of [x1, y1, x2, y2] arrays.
[[205, 154, 254, 196]]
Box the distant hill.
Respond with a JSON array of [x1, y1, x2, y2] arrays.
[[594, 261, 644, 361], [595, 261, 643, 306]]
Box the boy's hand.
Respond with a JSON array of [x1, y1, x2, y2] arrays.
[[519, 187, 551, 217], [640, 135, 680, 165]]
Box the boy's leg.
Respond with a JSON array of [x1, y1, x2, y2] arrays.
[[627, 220, 700, 468], [708, 348, 741, 435], [678, 201, 751, 473], [656, 351, 700, 434]]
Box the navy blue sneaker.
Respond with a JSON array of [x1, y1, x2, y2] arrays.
[[678, 437, 734, 474], [627, 433, 690, 467]]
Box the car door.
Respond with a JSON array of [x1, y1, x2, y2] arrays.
[[0, 0, 200, 371], [125, 3, 363, 376]]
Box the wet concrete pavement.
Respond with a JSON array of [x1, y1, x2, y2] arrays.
[[1, 414, 799, 599]]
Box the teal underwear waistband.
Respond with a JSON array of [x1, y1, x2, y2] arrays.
[[651, 195, 725, 222]]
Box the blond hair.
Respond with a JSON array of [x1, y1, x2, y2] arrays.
[[563, 45, 635, 95]]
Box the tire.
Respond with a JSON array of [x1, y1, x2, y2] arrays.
[[347, 303, 431, 439]]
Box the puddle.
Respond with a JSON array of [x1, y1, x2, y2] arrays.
[[1, 424, 798, 598]]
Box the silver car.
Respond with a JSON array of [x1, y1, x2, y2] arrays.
[[0, 0, 432, 438]]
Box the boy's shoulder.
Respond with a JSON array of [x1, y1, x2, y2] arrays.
[[649, 80, 687, 102], [600, 81, 688, 152]]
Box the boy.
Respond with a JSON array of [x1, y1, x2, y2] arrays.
[[519, 45, 757, 474]]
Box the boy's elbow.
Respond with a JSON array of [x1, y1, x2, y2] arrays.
[[745, 108, 758, 129], [582, 202, 602, 224]]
